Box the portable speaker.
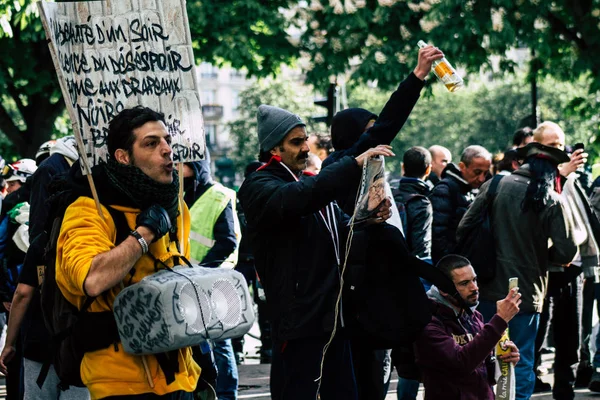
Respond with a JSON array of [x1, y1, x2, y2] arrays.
[[113, 266, 255, 355]]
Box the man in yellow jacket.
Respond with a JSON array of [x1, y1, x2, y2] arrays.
[[56, 106, 200, 399]]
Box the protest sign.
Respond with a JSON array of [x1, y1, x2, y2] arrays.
[[352, 156, 404, 233], [38, 0, 205, 173]]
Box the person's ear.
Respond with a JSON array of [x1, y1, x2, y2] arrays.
[[114, 149, 130, 165], [459, 161, 466, 172], [270, 146, 283, 157], [425, 164, 432, 177]]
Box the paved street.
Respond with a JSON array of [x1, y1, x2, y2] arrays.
[[235, 355, 600, 400], [236, 322, 599, 400], [0, 323, 597, 399]]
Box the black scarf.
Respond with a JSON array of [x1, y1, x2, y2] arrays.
[[103, 158, 180, 227]]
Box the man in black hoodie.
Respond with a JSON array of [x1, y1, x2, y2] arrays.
[[430, 145, 491, 264], [321, 44, 444, 400]]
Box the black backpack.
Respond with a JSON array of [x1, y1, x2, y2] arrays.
[[37, 180, 127, 389], [391, 189, 428, 241], [455, 175, 504, 284]]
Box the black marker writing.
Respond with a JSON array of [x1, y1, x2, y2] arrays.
[[121, 76, 181, 100], [130, 19, 169, 43]]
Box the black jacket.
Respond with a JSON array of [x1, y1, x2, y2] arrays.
[[393, 177, 432, 260], [430, 164, 475, 264], [322, 73, 425, 215], [19, 153, 71, 362], [238, 156, 360, 342], [183, 161, 237, 268]]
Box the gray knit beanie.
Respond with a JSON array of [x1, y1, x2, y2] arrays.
[[257, 105, 306, 152]]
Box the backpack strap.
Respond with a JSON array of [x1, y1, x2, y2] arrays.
[[485, 175, 504, 214], [487, 174, 504, 198], [106, 206, 131, 248], [155, 351, 180, 385], [401, 193, 428, 232]]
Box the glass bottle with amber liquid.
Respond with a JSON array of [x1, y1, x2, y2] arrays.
[[417, 40, 464, 92]]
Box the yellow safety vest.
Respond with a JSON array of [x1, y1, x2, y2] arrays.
[[189, 183, 241, 268]]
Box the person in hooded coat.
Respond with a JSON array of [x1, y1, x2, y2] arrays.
[[320, 43, 444, 400]]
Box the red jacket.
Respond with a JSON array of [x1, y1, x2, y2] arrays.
[[414, 289, 508, 400]]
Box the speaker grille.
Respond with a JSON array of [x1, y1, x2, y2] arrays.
[[211, 279, 242, 328], [178, 283, 212, 334]]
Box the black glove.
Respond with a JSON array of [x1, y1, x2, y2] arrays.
[[136, 205, 172, 242]]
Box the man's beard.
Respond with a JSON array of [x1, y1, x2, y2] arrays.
[[464, 292, 479, 307]]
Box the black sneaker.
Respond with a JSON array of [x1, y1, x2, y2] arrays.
[[575, 364, 593, 388], [589, 371, 600, 392], [260, 348, 272, 364], [534, 377, 551, 393]]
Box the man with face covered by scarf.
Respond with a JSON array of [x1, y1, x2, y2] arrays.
[[320, 44, 445, 400], [54, 106, 200, 399]]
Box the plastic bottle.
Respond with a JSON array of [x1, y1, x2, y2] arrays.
[[417, 40, 464, 92]]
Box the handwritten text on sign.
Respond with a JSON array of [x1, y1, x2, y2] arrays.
[[39, 1, 205, 167]]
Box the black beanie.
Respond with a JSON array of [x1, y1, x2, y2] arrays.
[[331, 108, 378, 150]]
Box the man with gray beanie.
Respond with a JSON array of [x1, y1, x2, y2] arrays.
[[238, 104, 395, 400]]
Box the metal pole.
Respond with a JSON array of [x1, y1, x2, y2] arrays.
[[531, 48, 538, 127]]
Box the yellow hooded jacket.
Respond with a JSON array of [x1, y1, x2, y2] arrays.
[[56, 196, 200, 399]]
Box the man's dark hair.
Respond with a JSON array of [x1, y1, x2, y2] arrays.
[[403, 146, 432, 178], [107, 106, 165, 158], [512, 127, 533, 147], [258, 150, 272, 163], [497, 149, 520, 173], [258, 139, 284, 163], [436, 254, 471, 281]]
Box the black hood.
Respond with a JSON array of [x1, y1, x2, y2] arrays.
[[396, 177, 430, 197], [331, 108, 378, 150], [441, 163, 471, 193], [183, 152, 213, 208]]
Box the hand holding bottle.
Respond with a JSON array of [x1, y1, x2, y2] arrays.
[[417, 40, 464, 92], [413, 44, 444, 81]]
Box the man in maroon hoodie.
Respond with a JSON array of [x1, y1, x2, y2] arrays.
[[414, 255, 521, 399]]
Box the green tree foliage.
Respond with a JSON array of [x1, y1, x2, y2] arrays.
[[298, 0, 600, 97], [228, 77, 327, 172], [0, 0, 65, 158], [187, 0, 298, 76], [347, 73, 599, 176]]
